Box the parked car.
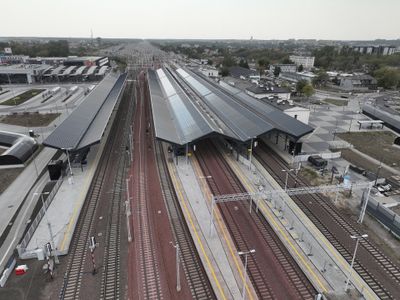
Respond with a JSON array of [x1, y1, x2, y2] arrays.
[[308, 155, 327, 169]]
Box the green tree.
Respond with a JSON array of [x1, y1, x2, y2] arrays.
[[257, 59, 269, 76], [220, 67, 230, 77], [297, 64, 304, 72], [239, 59, 249, 69], [207, 59, 213, 65], [312, 71, 330, 87], [222, 55, 235, 68], [374, 67, 400, 89], [296, 80, 308, 94], [302, 84, 315, 98], [282, 58, 293, 64], [273, 66, 281, 77]]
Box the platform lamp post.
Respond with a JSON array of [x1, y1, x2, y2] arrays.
[[248, 138, 257, 171], [238, 249, 256, 300], [345, 234, 368, 292], [282, 169, 295, 192], [125, 176, 132, 242], [34, 192, 60, 264], [62, 148, 74, 184]]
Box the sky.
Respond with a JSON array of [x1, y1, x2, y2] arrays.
[[1, 0, 399, 40]]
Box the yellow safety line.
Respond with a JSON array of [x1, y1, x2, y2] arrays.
[[229, 155, 377, 299], [228, 157, 328, 293], [191, 158, 254, 300], [168, 161, 227, 300]]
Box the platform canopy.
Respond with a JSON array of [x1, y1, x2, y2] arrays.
[[43, 72, 127, 151], [148, 67, 313, 146]]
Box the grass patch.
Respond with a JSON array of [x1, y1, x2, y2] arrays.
[[0, 89, 45, 106], [337, 131, 400, 168], [0, 113, 60, 127], [323, 98, 348, 106], [0, 168, 23, 195], [339, 148, 394, 178]]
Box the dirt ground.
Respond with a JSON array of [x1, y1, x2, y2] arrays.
[[0, 113, 60, 127], [337, 131, 400, 168], [299, 165, 337, 186], [0, 168, 23, 195]]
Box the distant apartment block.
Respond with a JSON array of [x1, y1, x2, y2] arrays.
[[289, 55, 315, 70], [269, 64, 297, 73], [352, 45, 397, 56]]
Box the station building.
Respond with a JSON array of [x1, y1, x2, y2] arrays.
[[148, 66, 313, 158]]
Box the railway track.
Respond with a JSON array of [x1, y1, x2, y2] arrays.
[[195, 139, 317, 300], [134, 72, 164, 300], [99, 82, 135, 300], [154, 141, 216, 300], [59, 80, 131, 300], [254, 141, 400, 299]]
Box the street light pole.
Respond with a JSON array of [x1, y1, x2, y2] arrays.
[[345, 234, 368, 292], [238, 249, 256, 300]]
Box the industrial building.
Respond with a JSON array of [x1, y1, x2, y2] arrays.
[[245, 84, 291, 100], [0, 64, 52, 84]]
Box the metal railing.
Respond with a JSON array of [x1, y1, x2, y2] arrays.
[[17, 178, 63, 256]]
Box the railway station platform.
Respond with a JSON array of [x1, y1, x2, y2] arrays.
[[217, 141, 379, 299], [165, 152, 252, 300], [22, 143, 102, 258]]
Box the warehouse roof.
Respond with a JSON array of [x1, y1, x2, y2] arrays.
[[43, 72, 127, 151]]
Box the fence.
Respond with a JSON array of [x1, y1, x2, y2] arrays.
[[294, 151, 342, 163], [363, 195, 400, 238], [17, 178, 63, 258]]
